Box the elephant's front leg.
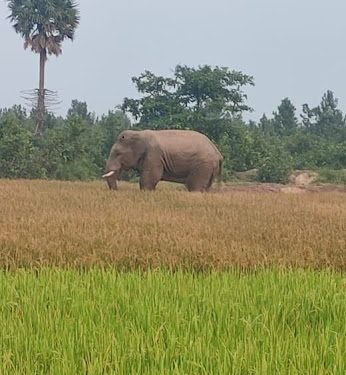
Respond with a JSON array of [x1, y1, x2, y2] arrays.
[[139, 167, 163, 191]]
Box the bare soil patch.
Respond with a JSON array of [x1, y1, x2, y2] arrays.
[[219, 169, 345, 194], [213, 182, 345, 194]]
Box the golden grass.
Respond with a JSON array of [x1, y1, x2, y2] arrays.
[[0, 179, 345, 270]]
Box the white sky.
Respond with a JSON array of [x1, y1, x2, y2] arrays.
[[1, 0, 346, 121]]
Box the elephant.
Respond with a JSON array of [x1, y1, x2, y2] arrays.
[[102, 129, 223, 192]]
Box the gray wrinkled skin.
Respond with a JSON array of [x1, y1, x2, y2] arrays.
[[103, 129, 223, 192]]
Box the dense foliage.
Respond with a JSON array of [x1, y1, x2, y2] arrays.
[[0, 104, 129, 180], [1, 66, 346, 183]]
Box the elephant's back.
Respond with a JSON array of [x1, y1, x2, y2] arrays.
[[152, 129, 222, 169]]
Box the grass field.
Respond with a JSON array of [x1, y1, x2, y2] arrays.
[[1, 179, 346, 374], [0, 179, 345, 269]]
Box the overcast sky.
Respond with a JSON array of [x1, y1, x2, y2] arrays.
[[1, 0, 345, 121]]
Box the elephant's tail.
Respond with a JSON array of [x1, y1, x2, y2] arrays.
[[215, 158, 224, 190], [219, 158, 224, 181]]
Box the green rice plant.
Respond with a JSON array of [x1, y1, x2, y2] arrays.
[[1, 269, 346, 374]]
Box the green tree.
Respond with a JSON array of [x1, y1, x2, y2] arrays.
[[223, 119, 256, 172], [174, 65, 253, 115], [67, 100, 95, 124], [7, 0, 80, 135], [257, 144, 293, 184], [272, 98, 298, 135], [302, 91, 346, 140], [0, 107, 44, 178], [122, 65, 254, 143], [97, 110, 131, 162], [122, 70, 184, 128], [39, 116, 100, 180], [258, 113, 274, 135]]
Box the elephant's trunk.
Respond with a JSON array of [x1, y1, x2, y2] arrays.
[[103, 157, 122, 190], [102, 169, 119, 190], [103, 172, 118, 190]]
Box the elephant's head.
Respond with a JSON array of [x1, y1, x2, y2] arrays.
[[102, 130, 146, 190]]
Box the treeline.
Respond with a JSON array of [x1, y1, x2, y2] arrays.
[[0, 102, 130, 181], [1, 65, 346, 183]]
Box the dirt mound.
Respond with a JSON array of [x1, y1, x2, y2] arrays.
[[289, 170, 318, 186]]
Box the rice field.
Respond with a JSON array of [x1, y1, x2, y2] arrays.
[[1, 179, 346, 374], [0, 179, 345, 270], [1, 269, 346, 374]]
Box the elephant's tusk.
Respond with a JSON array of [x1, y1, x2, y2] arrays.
[[102, 171, 115, 178]]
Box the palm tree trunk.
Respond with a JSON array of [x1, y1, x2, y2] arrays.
[[36, 48, 46, 136]]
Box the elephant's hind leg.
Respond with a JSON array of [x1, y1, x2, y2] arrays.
[[186, 165, 214, 192]]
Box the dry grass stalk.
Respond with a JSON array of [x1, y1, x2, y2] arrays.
[[0, 180, 345, 270]]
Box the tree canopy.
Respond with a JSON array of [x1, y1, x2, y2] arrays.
[[122, 65, 254, 143], [7, 0, 80, 56], [7, 0, 80, 135]]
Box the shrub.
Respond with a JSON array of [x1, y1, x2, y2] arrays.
[[316, 169, 346, 185], [257, 146, 293, 184], [0, 110, 45, 178]]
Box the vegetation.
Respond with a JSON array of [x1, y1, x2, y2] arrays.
[[316, 169, 346, 185], [1, 66, 346, 183], [6, 0, 80, 135], [3, 2, 345, 373], [122, 65, 254, 143], [1, 180, 345, 270], [1, 268, 346, 374], [0, 104, 129, 180]]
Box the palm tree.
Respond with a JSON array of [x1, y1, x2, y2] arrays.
[[7, 0, 80, 135]]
